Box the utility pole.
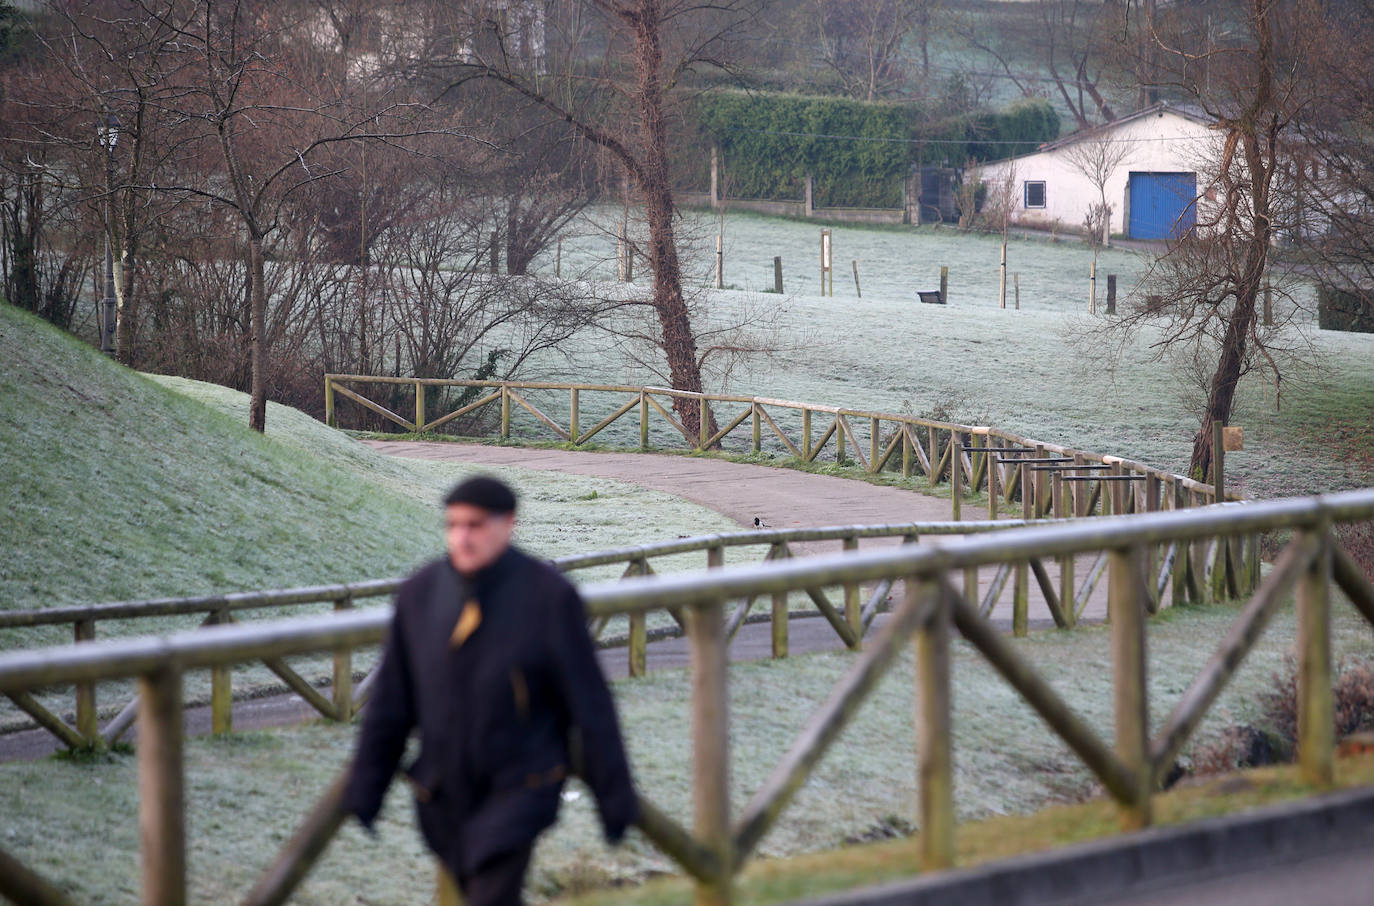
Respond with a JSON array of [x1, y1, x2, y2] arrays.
[[98, 113, 120, 357]]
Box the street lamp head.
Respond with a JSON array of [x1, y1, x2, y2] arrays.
[[98, 112, 120, 151]]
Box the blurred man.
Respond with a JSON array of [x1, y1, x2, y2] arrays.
[[346, 476, 637, 906]]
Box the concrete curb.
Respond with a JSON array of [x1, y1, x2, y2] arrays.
[[788, 785, 1374, 906]]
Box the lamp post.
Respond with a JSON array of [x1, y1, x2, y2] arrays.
[[97, 113, 119, 356]]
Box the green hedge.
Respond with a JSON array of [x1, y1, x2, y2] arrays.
[[693, 93, 1059, 209]]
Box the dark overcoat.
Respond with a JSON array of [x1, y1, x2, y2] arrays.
[[344, 547, 638, 877]]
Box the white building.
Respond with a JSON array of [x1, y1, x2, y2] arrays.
[[977, 102, 1219, 241]]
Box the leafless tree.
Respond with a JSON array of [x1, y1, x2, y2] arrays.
[[816, 0, 918, 101], [431, 0, 767, 442], [1064, 131, 1133, 251]]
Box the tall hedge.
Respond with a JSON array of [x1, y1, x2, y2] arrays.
[[693, 93, 1059, 209]]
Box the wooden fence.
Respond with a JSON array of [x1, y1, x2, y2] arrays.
[[2, 489, 1372, 906], [324, 375, 1238, 524], [4, 520, 1060, 752]]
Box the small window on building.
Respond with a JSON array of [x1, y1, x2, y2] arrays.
[[1024, 181, 1046, 209]]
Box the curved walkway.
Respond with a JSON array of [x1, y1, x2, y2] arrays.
[[364, 441, 981, 529]]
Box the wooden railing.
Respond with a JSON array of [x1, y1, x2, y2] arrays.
[[2, 489, 1372, 906], [324, 375, 1239, 523], [4, 521, 1049, 752]]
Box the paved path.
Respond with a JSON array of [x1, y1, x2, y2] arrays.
[[364, 441, 977, 530]]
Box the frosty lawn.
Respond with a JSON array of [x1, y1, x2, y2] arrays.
[[3, 596, 1373, 904]]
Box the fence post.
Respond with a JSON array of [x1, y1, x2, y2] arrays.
[[500, 385, 511, 440], [640, 392, 649, 451], [209, 609, 232, 735], [869, 417, 879, 472], [628, 559, 648, 678], [324, 377, 335, 428], [939, 265, 949, 306], [570, 388, 580, 444], [802, 408, 812, 461], [1171, 480, 1190, 607], [1013, 460, 1031, 637], [74, 619, 97, 744], [139, 667, 186, 906], [927, 426, 938, 488], [699, 397, 709, 451], [414, 381, 426, 433], [1109, 546, 1151, 830], [902, 425, 912, 479], [1298, 525, 1334, 785], [988, 443, 1000, 520], [773, 256, 784, 294], [950, 430, 963, 521], [843, 536, 861, 645], [753, 404, 762, 455], [333, 597, 354, 720], [836, 419, 848, 465], [689, 596, 733, 906], [913, 577, 953, 870], [1054, 474, 1075, 627]]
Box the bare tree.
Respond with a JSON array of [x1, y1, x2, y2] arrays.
[[1064, 131, 1133, 250], [816, 0, 918, 101], [1112, 0, 1323, 480], [433, 0, 766, 441]]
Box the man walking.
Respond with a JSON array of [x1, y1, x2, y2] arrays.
[[346, 476, 638, 905]]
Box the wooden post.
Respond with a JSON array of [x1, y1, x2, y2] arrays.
[[1297, 526, 1334, 785], [1014, 460, 1031, 637], [752, 404, 762, 454], [555, 237, 563, 279], [500, 385, 511, 440], [950, 430, 963, 521], [74, 619, 97, 743], [1172, 481, 1190, 606], [988, 445, 1000, 520], [628, 560, 648, 677], [715, 235, 724, 289], [1055, 474, 1075, 626], [414, 381, 426, 433], [210, 609, 232, 735], [843, 536, 861, 645], [324, 377, 335, 428], [1089, 260, 1098, 314], [913, 578, 953, 870], [999, 243, 1007, 309], [869, 417, 879, 473], [939, 266, 949, 306], [640, 392, 649, 451], [1014, 272, 1020, 310], [928, 426, 938, 488], [699, 397, 709, 450], [570, 388, 580, 444], [852, 259, 862, 298], [772, 580, 789, 659], [902, 427, 912, 479], [802, 408, 812, 460], [139, 667, 186, 906], [1109, 546, 1151, 830], [333, 597, 353, 720], [836, 419, 847, 465], [1033, 443, 1047, 516], [1107, 273, 1118, 315], [820, 228, 832, 296], [773, 256, 784, 294], [689, 596, 732, 906]]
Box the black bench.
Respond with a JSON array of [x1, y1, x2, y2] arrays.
[[918, 290, 945, 305]]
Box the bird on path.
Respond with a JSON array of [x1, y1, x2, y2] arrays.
[[753, 516, 771, 528]]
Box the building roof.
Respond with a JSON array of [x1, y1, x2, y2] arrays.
[[1036, 101, 1216, 154]]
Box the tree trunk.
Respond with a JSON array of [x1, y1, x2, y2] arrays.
[[630, 0, 718, 442], [114, 245, 135, 365], [249, 234, 268, 433], [1190, 289, 1256, 482]]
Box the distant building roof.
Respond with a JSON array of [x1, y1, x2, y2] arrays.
[[1036, 102, 1216, 154]]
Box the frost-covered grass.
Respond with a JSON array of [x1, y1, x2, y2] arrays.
[[447, 205, 1374, 502], [4, 594, 1372, 904], [0, 304, 736, 728]]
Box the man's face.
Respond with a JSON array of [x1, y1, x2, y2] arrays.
[[445, 503, 515, 575]]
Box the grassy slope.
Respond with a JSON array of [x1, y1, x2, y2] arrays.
[[4, 597, 1373, 904], [0, 303, 736, 627]]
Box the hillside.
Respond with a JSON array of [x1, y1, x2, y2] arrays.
[[0, 304, 736, 625]]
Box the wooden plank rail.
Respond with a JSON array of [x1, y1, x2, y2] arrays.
[[0, 490, 1373, 905]]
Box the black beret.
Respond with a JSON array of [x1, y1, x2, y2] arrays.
[[443, 476, 517, 514]]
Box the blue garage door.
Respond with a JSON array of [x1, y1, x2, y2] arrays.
[[1128, 172, 1197, 239]]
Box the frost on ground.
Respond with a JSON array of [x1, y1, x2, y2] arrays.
[[5, 596, 1373, 905]]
